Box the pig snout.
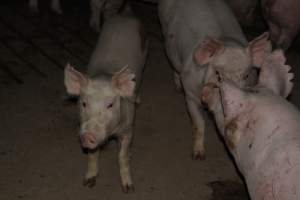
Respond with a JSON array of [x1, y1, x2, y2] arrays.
[[80, 132, 98, 149]]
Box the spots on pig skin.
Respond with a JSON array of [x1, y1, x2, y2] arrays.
[[225, 120, 238, 151], [269, 125, 280, 139], [248, 142, 253, 149], [259, 181, 276, 200]]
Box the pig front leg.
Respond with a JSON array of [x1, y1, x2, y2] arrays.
[[83, 149, 99, 187], [29, 0, 39, 13], [186, 99, 206, 160], [90, 0, 105, 32], [118, 133, 134, 193], [51, 0, 62, 14]]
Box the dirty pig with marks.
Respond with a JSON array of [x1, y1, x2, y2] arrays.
[[159, 0, 271, 160], [64, 10, 147, 192], [203, 50, 300, 199]]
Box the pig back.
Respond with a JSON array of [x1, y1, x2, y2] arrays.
[[236, 94, 300, 199], [87, 15, 147, 88], [159, 0, 247, 70]]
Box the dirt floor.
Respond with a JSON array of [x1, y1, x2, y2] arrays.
[[1, 1, 300, 200]]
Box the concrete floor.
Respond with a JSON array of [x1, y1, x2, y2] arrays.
[[1, 1, 300, 200]]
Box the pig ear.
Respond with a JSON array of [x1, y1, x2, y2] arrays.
[[64, 63, 88, 95], [112, 65, 136, 97], [219, 80, 248, 122], [258, 50, 294, 98], [248, 32, 272, 67], [194, 37, 224, 65]]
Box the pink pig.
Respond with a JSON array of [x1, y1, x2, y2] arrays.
[[225, 0, 258, 26], [203, 50, 300, 199], [261, 0, 300, 50]]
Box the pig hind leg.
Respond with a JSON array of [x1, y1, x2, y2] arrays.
[[83, 149, 99, 187], [118, 133, 134, 193], [187, 99, 206, 160], [51, 0, 62, 14], [29, 0, 39, 13]]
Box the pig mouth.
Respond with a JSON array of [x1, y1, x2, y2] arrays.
[[80, 132, 98, 149]]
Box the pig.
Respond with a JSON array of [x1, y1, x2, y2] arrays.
[[64, 13, 147, 192], [202, 50, 300, 199], [261, 0, 300, 50], [29, 0, 62, 14], [225, 0, 258, 26], [158, 0, 271, 160], [89, 0, 125, 32]]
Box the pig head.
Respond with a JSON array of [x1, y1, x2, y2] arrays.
[[64, 64, 135, 149], [204, 50, 300, 199], [199, 32, 271, 133]]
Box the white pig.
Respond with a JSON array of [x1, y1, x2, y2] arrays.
[[158, 0, 271, 160], [64, 13, 147, 192], [203, 50, 299, 199], [89, 0, 125, 32]]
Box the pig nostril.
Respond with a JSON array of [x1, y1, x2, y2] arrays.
[[89, 139, 95, 144]]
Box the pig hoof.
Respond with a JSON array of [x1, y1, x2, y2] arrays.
[[83, 177, 97, 188], [122, 184, 135, 193], [192, 152, 206, 161]]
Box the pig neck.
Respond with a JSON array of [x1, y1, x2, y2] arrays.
[[111, 97, 135, 136]]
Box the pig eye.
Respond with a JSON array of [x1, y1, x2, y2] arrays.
[[107, 103, 114, 109], [82, 102, 86, 108]]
